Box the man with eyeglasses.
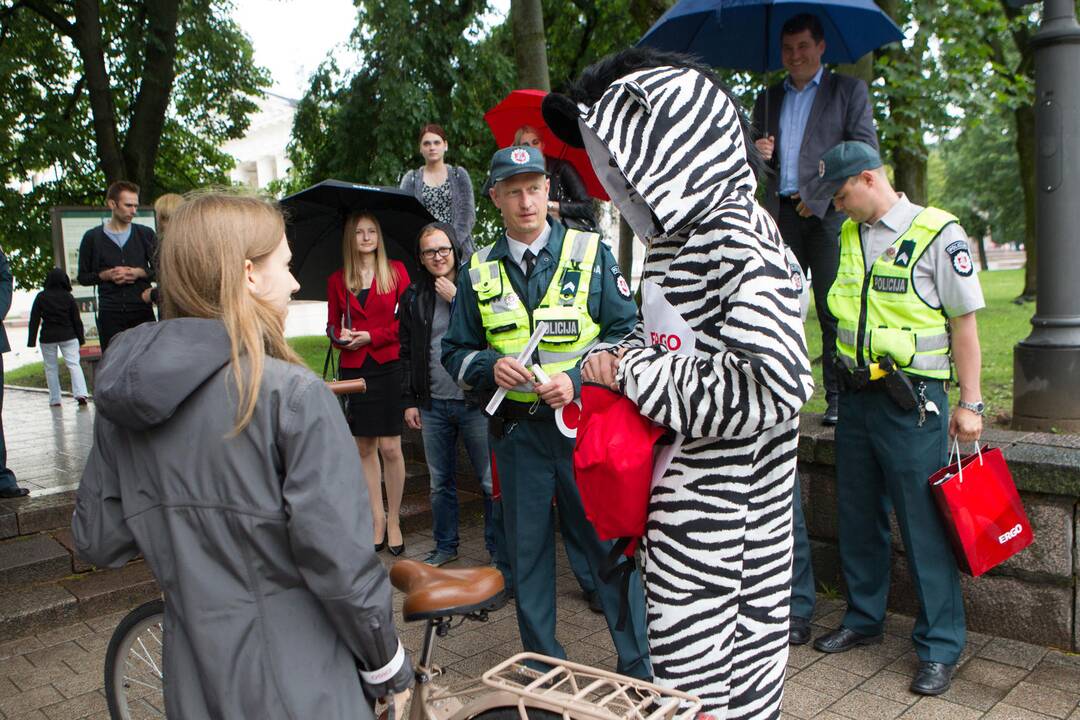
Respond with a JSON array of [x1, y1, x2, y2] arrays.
[[400, 222, 497, 568]]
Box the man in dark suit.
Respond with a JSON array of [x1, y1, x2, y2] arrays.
[[0, 246, 27, 499], [752, 12, 880, 426]]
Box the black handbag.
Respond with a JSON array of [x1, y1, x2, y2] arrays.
[[324, 300, 352, 422]]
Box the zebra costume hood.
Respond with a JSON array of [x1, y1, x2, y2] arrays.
[[547, 51, 813, 718]]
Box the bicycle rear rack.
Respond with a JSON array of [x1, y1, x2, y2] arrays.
[[480, 653, 701, 720]]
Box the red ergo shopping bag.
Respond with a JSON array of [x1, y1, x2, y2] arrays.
[[928, 442, 1033, 577], [573, 383, 666, 556]]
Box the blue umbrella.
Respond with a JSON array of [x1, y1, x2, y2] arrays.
[[639, 0, 904, 73]]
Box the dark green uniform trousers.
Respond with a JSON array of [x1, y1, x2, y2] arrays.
[[836, 381, 966, 664], [491, 417, 652, 679], [791, 471, 816, 621]]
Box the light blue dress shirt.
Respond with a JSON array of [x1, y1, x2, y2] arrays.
[[778, 66, 824, 197]]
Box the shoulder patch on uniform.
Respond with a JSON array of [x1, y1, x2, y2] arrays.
[[947, 240, 974, 277], [610, 265, 632, 299], [945, 239, 969, 255]]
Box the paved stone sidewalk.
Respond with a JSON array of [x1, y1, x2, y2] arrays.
[[2, 523, 1079, 720], [1, 387, 1078, 719]]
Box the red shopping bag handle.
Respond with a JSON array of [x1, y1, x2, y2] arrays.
[[947, 439, 984, 485]]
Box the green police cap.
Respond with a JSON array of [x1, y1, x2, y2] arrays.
[[818, 141, 883, 197], [488, 145, 549, 186]]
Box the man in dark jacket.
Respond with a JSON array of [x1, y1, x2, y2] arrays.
[[0, 246, 25, 499], [400, 222, 495, 567], [752, 12, 880, 426], [77, 181, 157, 352]]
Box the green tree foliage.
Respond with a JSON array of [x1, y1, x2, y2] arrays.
[[286, 0, 664, 247], [929, 111, 1024, 251], [0, 0, 268, 287]]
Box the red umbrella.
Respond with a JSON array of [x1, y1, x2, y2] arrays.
[[483, 89, 609, 201]]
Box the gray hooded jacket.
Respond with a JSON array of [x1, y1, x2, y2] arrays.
[[72, 318, 411, 720]]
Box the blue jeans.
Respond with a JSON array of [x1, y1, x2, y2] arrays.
[[420, 399, 495, 556]]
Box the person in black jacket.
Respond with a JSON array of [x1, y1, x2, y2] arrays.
[[0, 246, 25, 499], [399, 222, 496, 568], [28, 268, 88, 407], [77, 181, 157, 352], [514, 126, 597, 231]]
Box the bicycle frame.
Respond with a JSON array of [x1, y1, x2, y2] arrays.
[[402, 616, 701, 720]]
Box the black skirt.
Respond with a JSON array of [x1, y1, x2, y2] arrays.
[[339, 357, 403, 438]]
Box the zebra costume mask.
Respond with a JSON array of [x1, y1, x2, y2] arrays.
[[547, 55, 814, 718]]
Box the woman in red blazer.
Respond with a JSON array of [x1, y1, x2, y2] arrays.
[[327, 212, 411, 555]]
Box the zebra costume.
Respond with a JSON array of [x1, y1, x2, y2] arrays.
[[545, 53, 814, 717]]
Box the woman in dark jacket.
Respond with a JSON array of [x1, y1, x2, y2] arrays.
[[514, 125, 597, 231], [72, 193, 411, 719], [327, 212, 411, 555], [28, 268, 88, 406], [399, 123, 477, 260]]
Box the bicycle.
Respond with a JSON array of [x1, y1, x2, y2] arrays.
[[105, 560, 700, 720]]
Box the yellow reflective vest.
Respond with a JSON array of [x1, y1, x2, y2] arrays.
[[827, 207, 956, 380], [468, 229, 602, 402]]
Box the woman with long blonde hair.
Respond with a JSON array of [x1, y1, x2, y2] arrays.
[[327, 211, 411, 555], [73, 193, 412, 719]]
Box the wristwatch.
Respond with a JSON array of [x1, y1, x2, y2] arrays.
[[958, 400, 985, 415]]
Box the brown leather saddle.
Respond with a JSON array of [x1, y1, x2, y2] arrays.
[[390, 559, 507, 622]]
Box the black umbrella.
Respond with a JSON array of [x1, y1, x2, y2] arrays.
[[281, 179, 434, 301]]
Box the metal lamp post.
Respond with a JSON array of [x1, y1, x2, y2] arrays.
[[1012, 0, 1080, 431]]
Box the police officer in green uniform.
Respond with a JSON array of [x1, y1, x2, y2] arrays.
[[442, 146, 650, 679], [810, 142, 985, 696]]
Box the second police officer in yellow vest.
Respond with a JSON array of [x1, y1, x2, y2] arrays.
[[809, 141, 985, 697], [442, 146, 651, 678]]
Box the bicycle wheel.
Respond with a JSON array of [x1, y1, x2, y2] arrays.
[[470, 707, 561, 720], [104, 598, 166, 720]]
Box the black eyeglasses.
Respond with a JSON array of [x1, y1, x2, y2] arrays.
[[420, 247, 453, 260]]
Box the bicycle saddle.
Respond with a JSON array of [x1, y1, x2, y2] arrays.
[[390, 559, 507, 622]]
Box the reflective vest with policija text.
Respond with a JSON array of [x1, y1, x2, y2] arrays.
[[827, 207, 956, 381], [469, 229, 601, 403]]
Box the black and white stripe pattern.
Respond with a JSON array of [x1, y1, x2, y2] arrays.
[[581, 65, 814, 718]]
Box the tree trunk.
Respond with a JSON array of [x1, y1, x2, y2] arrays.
[[510, 0, 550, 91], [121, 0, 180, 199], [72, 0, 126, 184], [893, 144, 928, 206], [1015, 102, 1037, 299], [835, 53, 874, 83]]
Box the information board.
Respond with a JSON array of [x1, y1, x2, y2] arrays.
[[50, 207, 156, 351]]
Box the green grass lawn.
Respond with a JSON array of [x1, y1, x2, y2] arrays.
[[801, 268, 1029, 427], [10, 269, 1030, 427]]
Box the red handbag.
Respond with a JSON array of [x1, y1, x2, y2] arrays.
[[928, 442, 1034, 577], [573, 383, 666, 556]]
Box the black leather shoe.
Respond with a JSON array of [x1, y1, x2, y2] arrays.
[[789, 616, 812, 646], [388, 540, 405, 556], [822, 396, 839, 426], [910, 661, 956, 696], [813, 627, 882, 654], [585, 590, 603, 614]]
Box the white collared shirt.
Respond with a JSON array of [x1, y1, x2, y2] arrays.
[[505, 223, 552, 276]]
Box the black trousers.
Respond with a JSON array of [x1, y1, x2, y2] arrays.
[[97, 305, 157, 353], [0, 354, 15, 490], [777, 199, 843, 399]]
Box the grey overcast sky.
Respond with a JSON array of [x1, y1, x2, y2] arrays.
[[231, 0, 358, 99], [232, 0, 512, 100]]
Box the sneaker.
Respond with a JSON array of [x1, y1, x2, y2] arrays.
[[423, 550, 458, 567]]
